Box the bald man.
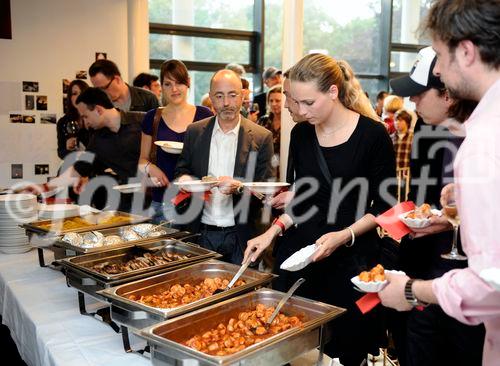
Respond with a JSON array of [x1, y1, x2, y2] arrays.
[[175, 70, 274, 264]]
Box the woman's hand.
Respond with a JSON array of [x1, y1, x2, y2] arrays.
[[312, 229, 351, 262], [440, 183, 455, 208], [243, 227, 280, 264], [148, 164, 169, 187], [269, 191, 294, 209], [410, 215, 452, 238]]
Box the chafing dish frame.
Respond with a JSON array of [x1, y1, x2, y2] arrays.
[[97, 259, 276, 352], [140, 288, 346, 366]]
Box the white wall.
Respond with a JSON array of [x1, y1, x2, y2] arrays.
[[0, 0, 130, 188]]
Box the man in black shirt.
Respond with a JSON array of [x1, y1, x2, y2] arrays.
[[89, 59, 159, 112]]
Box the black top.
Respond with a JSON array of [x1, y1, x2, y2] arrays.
[[401, 118, 466, 279], [56, 114, 90, 160], [253, 91, 267, 120], [73, 111, 142, 183], [127, 84, 160, 112]]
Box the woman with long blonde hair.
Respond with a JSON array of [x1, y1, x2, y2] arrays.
[[244, 53, 395, 365]]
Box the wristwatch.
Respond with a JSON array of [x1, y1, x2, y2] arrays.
[[236, 185, 244, 194], [404, 279, 429, 307]]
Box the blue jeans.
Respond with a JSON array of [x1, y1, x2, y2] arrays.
[[198, 225, 244, 265], [150, 200, 176, 225]]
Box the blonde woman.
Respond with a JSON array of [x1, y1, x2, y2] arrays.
[[244, 54, 395, 365]]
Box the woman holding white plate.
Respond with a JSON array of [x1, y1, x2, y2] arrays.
[[139, 60, 213, 223], [243, 54, 395, 366]]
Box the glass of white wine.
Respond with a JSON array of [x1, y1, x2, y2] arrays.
[[441, 200, 467, 260]]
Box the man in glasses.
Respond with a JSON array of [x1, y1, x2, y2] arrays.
[[175, 69, 274, 264], [89, 59, 159, 112]]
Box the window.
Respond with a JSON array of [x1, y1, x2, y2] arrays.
[[391, 0, 432, 45], [263, 0, 283, 70]]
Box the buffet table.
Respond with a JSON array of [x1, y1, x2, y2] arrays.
[[0, 250, 334, 366]]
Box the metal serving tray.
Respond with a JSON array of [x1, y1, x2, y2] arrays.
[[22, 210, 148, 235], [98, 259, 277, 330], [141, 289, 345, 366], [51, 225, 184, 255], [60, 240, 220, 281]]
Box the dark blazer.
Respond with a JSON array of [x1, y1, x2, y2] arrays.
[[175, 116, 275, 239], [127, 84, 160, 112]]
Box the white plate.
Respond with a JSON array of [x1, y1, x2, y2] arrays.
[[280, 244, 319, 272], [480, 268, 500, 292], [173, 180, 218, 193], [242, 182, 290, 195], [112, 183, 143, 194], [351, 270, 406, 293], [154, 140, 184, 154], [38, 204, 80, 219], [398, 209, 442, 229]]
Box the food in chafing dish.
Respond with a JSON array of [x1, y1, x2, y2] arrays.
[[127, 277, 246, 309], [102, 235, 123, 246], [89, 251, 192, 274], [358, 264, 385, 282], [182, 303, 303, 356], [35, 213, 133, 231]]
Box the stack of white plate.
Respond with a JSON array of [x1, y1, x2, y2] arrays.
[[0, 194, 38, 254]]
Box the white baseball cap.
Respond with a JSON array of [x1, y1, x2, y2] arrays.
[[390, 46, 445, 97]]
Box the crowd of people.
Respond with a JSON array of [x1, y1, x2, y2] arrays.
[[37, 1, 500, 365]]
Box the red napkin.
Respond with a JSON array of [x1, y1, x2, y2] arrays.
[[171, 191, 211, 206], [356, 293, 381, 314], [375, 201, 415, 240]]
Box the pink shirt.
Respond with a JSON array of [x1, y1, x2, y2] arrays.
[[433, 78, 500, 365]]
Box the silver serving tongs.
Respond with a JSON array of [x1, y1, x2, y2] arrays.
[[266, 278, 306, 327], [213, 260, 251, 295]]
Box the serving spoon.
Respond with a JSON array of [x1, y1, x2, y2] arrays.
[[266, 278, 306, 327]]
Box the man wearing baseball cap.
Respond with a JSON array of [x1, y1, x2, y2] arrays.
[[384, 46, 484, 366], [253, 67, 283, 118]]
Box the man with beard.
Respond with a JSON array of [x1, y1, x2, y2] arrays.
[[175, 69, 274, 264], [380, 1, 500, 364]]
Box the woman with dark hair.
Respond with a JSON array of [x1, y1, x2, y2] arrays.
[[138, 59, 213, 223], [244, 53, 395, 365], [258, 85, 282, 176], [56, 79, 89, 159]]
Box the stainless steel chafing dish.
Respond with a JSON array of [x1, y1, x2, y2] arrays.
[[140, 289, 346, 366], [60, 239, 221, 300], [98, 259, 277, 331], [52, 224, 188, 255]]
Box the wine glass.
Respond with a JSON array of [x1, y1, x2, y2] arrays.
[[441, 200, 467, 260], [66, 120, 80, 151]]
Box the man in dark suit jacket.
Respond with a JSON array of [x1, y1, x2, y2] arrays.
[[175, 69, 274, 264]]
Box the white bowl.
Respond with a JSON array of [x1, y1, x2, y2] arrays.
[[242, 182, 290, 195], [154, 141, 184, 154], [38, 204, 80, 219], [398, 209, 442, 229], [351, 270, 406, 293], [112, 183, 143, 194], [480, 268, 500, 292], [280, 244, 318, 272], [173, 180, 218, 193]]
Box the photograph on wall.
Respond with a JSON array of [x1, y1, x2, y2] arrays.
[[63, 96, 68, 114], [40, 113, 56, 124], [11, 164, 23, 179], [62, 78, 70, 94], [22, 81, 39, 92], [22, 115, 35, 123], [9, 114, 22, 123], [76, 70, 87, 79], [36, 95, 48, 110], [95, 52, 107, 60], [25, 95, 34, 110]]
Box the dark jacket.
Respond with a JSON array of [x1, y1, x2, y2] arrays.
[[127, 84, 160, 112]]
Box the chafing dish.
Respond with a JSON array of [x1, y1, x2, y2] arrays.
[[22, 210, 148, 236], [98, 259, 277, 331], [140, 289, 345, 366], [52, 224, 187, 255]]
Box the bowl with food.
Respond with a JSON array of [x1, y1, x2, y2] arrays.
[[351, 264, 405, 293], [398, 203, 442, 229], [154, 141, 184, 154]]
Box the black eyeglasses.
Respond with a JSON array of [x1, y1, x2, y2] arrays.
[[99, 77, 115, 90]]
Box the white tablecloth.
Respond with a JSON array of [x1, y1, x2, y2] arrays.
[[0, 249, 150, 366]]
